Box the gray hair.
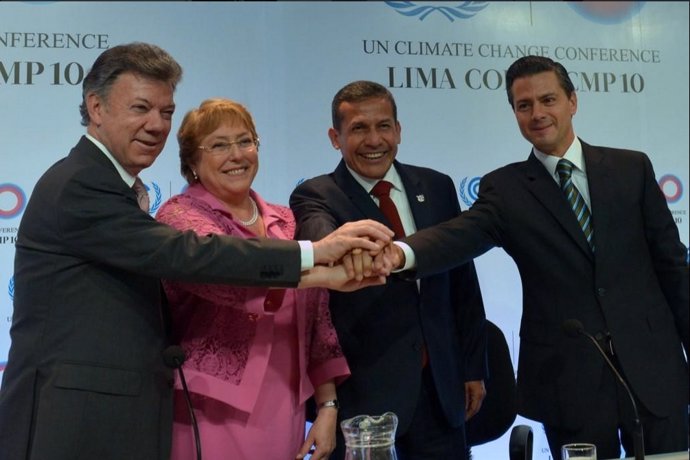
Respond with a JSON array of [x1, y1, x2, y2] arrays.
[[79, 42, 183, 126]]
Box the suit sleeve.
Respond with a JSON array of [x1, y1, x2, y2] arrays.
[[404, 173, 502, 278], [640, 153, 689, 352], [290, 180, 340, 241], [51, 168, 301, 287]]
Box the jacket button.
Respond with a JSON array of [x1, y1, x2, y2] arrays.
[[597, 288, 606, 297]]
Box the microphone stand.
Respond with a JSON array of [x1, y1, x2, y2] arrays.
[[563, 320, 644, 460], [164, 346, 202, 460]]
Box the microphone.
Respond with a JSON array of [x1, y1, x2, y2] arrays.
[[162, 345, 186, 368], [163, 345, 202, 460], [562, 320, 644, 460]]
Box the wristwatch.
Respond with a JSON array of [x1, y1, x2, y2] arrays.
[[317, 399, 340, 410]]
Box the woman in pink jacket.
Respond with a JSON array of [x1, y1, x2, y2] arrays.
[[157, 98, 350, 460]]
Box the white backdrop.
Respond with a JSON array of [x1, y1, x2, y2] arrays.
[[1, 2, 688, 459]]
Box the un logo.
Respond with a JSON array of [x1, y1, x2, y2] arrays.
[[145, 182, 163, 215], [458, 176, 481, 207], [8, 276, 14, 301], [386, 1, 489, 22]]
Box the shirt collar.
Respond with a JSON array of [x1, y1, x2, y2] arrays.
[[533, 136, 585, 178], [85, 134, 137, 187], [345, 163, 404, 194]]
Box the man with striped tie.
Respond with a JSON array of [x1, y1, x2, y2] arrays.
[[385, 55, 688, 460]]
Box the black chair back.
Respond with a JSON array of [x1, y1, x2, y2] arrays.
[[466, 320, 518, 446]]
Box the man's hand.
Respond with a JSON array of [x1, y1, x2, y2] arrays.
[[373, 242, 406, 273], [298, 263, 386, 291], [464, 380, 486, 420], [341, 243, 394, 281], [312, 220, 393, 266]]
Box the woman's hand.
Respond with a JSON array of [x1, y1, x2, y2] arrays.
[[295, 405, 338, 460]]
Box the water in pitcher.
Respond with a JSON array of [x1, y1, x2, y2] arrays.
[[340, 412, 398, 460]]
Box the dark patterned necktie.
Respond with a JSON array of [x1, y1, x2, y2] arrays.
[[371, 180, 405, 239], [556, 159, 594, 251], [132, 177, 150, 213]]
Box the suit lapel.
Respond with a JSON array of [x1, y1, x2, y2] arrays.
[[523, 153, 594, 260], [332, 160, 433, 233], [396, 164, 433, 231], [582, 141, 609, 253], [72, 136, 137, 200], [332, 160, 386, 222]]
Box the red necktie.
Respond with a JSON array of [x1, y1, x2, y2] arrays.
[[371, 180, 427, 367], [371, 180, 405, 239]]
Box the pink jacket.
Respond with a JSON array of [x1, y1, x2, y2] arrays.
[[156, 183, 349, 414]]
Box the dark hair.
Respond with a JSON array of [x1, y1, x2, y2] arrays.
[[177, 98, 259, 184], [331, 80, 397, 130], [79, 42, 183, 126], [505, 56, 574, 108]]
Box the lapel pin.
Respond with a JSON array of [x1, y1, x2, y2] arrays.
[[416, 195, 425, 202]]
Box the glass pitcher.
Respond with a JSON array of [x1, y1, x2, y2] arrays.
[[340, 412, 398, 460]]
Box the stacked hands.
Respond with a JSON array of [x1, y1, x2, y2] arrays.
[[300, 220, 405, 292]]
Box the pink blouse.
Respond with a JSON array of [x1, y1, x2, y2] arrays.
[[156, 183, 349, 414]]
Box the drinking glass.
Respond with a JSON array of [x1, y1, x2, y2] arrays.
[[561, 443, 597, 460]]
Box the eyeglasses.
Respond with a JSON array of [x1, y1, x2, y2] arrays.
[[198, 137, 260, 156]]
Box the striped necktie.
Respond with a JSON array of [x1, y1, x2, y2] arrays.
[[556, 159, 594, 251]]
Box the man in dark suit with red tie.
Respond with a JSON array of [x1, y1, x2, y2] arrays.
[[385, 56, 689, 459], [290, 80, 488, 459]]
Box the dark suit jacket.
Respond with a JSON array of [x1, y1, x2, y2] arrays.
[[404, 141, 689, 430], [290, 160, 487, 436], [0, 136, 302, 460]]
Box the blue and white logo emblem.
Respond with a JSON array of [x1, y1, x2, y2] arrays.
[[145, 181, 163, 215], [8, 276, 14, 301], [386, 1, 489, 22], [458, 176, 481, 207]]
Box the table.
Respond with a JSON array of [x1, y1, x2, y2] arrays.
[[610, 452, 689, 460]]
